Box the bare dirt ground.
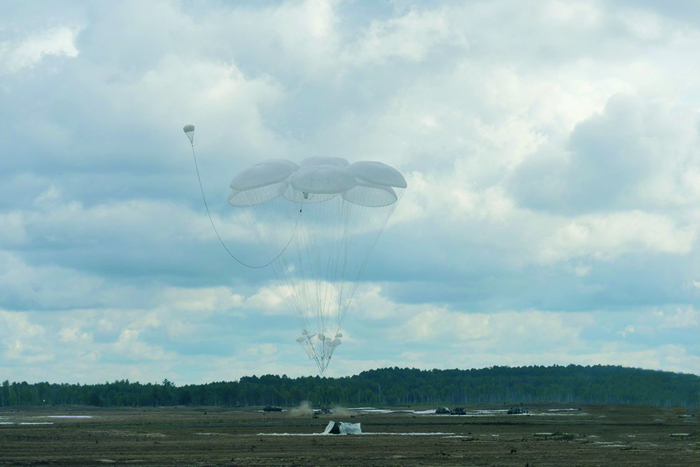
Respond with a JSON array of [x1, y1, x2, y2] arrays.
[[0, 403, 698, 466]]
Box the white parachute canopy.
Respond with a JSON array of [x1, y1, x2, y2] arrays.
[[227, 157, 406, 374]]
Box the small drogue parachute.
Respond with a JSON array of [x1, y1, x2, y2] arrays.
[[183, 124, 195, 144], [227, 156, 406, 374]]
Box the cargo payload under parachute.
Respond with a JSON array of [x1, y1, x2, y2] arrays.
[[184, 125, 406, 374]]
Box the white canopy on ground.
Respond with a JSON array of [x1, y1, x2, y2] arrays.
[[323, 421, 362, 435]]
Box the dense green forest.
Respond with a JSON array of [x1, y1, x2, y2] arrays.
[[1, 365, 698, 408]]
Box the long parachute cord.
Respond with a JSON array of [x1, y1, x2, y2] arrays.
[[189, 142, 301, 269]]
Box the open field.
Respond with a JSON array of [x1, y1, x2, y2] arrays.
[[1, 403, 698, 466]]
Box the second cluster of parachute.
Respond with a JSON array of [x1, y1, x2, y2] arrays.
[[227, 156, 406, 374]]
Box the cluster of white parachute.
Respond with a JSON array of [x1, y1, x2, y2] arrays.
[[227, 156, 406, 374]]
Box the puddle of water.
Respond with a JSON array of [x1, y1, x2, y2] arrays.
[[367, 432, 458, 436], [530, 412, 587, 417], [258, 431, 459, 437], [46, 415, 93, 419], [593, 441, 627, 448], [345, 407, 555, 417], [348, 407, 404, 414]]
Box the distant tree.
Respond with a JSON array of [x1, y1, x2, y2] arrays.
[[1, 380, 9, 406], [88, 391, 101, 407], [1, 366, 698, 408]]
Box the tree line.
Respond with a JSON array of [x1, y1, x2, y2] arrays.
[[1, 364, 698, 408]]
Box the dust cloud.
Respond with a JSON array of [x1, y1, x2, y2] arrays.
[[288, 401, 314, 417]]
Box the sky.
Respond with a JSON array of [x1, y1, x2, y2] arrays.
[[2, 0, 700, 385]]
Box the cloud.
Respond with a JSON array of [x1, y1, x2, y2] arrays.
[[160, 286, 244, 314], [510, 94, 700, 214], [0, 251, 110, 311], [536, 210, 696, 264], [345, 7, 462, 66], [653, 306, 700, 329], [0, 27, 81, 75], [1, 0, 700, 383], [393, 308, 593, 351], [0, 212, 27, 246], [58, 326, 92, 344], [113, 328, 175, 362], [0, 311, 49, 364], [567, 343, 700, 375], [245, 285, 288, 314]]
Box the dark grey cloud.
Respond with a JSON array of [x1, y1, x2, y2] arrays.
[[509, 94, 700, 214], [614, 0, 700, 25]]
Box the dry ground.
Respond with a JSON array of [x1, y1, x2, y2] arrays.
[[0, 403, 698, 466]]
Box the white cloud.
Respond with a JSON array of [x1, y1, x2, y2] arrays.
[[544, 0, 601, 27], [13, 187, 267, 259], [132, 55, 287, 155], [511, 95, 700, 214], [568, 343, 700, 375], [0, 27, 81, 75], [619, 324, 635, 338], [33, 184, 63, 208], [0, 212, 27, 246], [160, 286, 244, 314], [245, 285, 289, 314], [246, 343, 278, 359], [618, 7, 665, 41], [113, 328, 174, 362], [0, 251, 109, 310], [0, 311, 50, 364], [394, 308, 594, 352], [653, 306, 700, 329], [387, 344, 700, 377], [537, 211, 696, 264], [58, 326, 92, 343], [345, 7, 461, 66], [267, 0, 340, 75]]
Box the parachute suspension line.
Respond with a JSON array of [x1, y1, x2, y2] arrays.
[[336, 195, 403, 328], [287, 193, 401, 376], [336, 199, 356, 329], [188, 141, 301, 269]]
